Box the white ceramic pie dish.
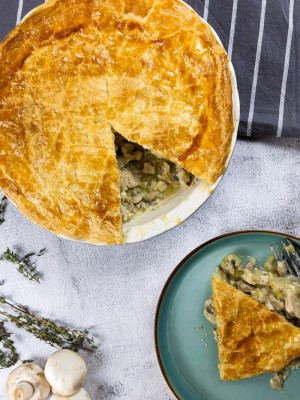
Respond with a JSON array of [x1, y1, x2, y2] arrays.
[[19, 3, 239, 245]]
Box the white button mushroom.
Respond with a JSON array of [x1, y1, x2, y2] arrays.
[[5, 363, 50, 400], [45, 349, 87, 396], [50, 387, 91, 400]]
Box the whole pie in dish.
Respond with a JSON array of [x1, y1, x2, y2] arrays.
[[0, 0, 234, 244]]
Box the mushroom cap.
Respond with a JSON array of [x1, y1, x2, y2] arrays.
[[50, 387, 91, 400], [5, 363, 50, 400], [45, 349, 87, 396]]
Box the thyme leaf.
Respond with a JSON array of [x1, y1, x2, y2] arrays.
[[0, 248, 44, 283], [0, 321, 20, 369], [0, 297, 97, 352], [0, 196, 7, 225]]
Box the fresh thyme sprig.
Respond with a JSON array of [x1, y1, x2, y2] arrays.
[[0, 248, 45, 283], [0, 321, 20, 369], [0, 196, 7, 225], [0, 297, 97, 353]]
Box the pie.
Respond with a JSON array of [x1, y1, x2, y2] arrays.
[[212, 274, 300, 381], [0, 0, 234, 244], [204, 253, 300, 389]]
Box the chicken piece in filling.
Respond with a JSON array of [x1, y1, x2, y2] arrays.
[[204, 253, 300, 390], [115, 133, 196, 222]]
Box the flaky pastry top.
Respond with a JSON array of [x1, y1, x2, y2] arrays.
[[0, 0, 233, 244], [213, 275, 300, 380]]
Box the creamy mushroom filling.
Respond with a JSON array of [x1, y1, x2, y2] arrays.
[[115, 133, 196, 222], [204, 253, 300, 390]]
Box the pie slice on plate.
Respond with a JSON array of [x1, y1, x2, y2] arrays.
[[0, 0, 234, 244], [212, 274, 300, 380]]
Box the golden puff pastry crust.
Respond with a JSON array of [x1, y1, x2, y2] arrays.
[[0, 0, 233, 244], [212, 275, 300, 380]]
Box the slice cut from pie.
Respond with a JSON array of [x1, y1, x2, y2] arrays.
[[212, 274, 300, 380], [0, 0, 234, 244]]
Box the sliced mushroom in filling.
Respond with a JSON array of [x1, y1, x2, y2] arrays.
[[114, 133, 197, 222]]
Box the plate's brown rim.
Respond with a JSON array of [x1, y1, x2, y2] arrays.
[[154, 229, 300, 400]]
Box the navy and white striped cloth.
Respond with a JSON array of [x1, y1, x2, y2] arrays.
[[0, 0, 298, 137]]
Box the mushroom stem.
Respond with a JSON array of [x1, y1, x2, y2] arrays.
[[13, 381, 34, 400]]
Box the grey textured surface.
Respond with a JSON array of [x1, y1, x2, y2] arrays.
[[0, 137, 299, 399]]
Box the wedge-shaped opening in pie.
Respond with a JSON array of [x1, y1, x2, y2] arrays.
[[0, 0, 234, 244], [114, 132, 196, 223]]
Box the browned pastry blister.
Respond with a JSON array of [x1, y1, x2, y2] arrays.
[[0, 0, 233, 244], [212, 275, 300, 380]]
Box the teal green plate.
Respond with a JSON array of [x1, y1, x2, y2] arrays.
[[155, 230, 300, 400]]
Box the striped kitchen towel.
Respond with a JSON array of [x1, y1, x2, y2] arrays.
[[0, 0, 298, 137]]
